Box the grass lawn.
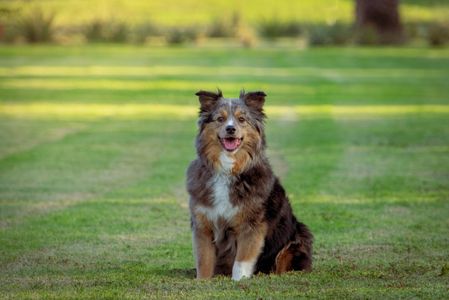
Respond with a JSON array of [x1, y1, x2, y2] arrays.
[[0, 45, 448, 298]]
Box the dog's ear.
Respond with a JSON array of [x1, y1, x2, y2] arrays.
[[195, 90, 222, 113], [241, 90, 266, 111]]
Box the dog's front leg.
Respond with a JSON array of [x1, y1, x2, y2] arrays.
[[232, 223, 267, 281], [192, 225, 216, 279]]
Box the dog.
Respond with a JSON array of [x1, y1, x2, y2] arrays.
[[186, 89, 313, 280]]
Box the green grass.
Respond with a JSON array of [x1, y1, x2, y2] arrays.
[[0, 45, 448, 299]]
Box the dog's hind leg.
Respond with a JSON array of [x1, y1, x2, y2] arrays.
[[274, 241, 295, 274], [275, 221, 313, 273]]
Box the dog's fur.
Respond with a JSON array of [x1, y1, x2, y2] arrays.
[[186, 89, 313, 280]]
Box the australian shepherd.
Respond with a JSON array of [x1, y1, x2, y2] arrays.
[[186, 89, 313, 280]]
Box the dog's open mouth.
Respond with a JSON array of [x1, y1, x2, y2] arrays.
[[220, 137, 242, 152]]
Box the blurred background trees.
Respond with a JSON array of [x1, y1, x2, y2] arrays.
[[0, 0, 447, 47]]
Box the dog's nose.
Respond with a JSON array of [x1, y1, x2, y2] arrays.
[[226, 125, 236, 134]]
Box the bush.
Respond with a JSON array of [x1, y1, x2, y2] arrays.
[[84, 19, 130, 43], [109, 22, 128, 43], [0, 7, 16, 42], [18, 8, 55, 43], [427, 22, 449, 46], [308, 22, 352, 46], [208, 18, 236, 38], [84, 20, 103, 42], [165, 27, 203, 45], [259, 20, 304, 39], [206, 12, 242, 38], [132, 22, 161, 44]]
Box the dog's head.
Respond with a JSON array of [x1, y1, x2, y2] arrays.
[[195, 89, 266, 173]]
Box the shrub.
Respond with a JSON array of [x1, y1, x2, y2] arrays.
[[84, 20, 103, 42], [427, 22, 449, 46], [308, 22, 352, 46], [18, 8, 55, 43], [109, 22, 129, 43], [259, 19, 303, 39], [165, 27, 203, 45], [208, 18, 236, 38], [0, 7, 16, 42], [207, 12, 242, 38], [132, 22, 161, 44], [84, 19, 130, 43]]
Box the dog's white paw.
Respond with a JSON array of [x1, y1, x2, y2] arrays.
[[232, 261, 254, 281]]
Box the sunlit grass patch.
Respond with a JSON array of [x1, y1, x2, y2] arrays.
[[1, 66, 447, 78], [0, 103, 197, 120], [294, 104, 449, 115], [1, 103, 448, 120], [1, 78, 298, 93]]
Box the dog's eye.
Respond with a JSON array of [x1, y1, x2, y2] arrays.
[[217, 117, 225, 123], [238, 117, 246, 123]]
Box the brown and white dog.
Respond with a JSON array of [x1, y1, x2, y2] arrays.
[[186, 89, 313, 280]]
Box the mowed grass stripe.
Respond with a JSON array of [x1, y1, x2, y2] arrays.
[[1, 103, 448, 119], [2, 76, 448, 89], [2, 77, 447, 105], [1, 66, 447, 78], [2, 75, 447, 89], [1, 47, 448, 70]]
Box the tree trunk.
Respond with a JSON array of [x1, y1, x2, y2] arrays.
[[355, 0, 403, 44]]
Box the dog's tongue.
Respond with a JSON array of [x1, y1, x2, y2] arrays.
[[223, 138, 240, 151]]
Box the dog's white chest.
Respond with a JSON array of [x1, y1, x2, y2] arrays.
[[196, 153, 238, 223], [210, 172, 237, 221]]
